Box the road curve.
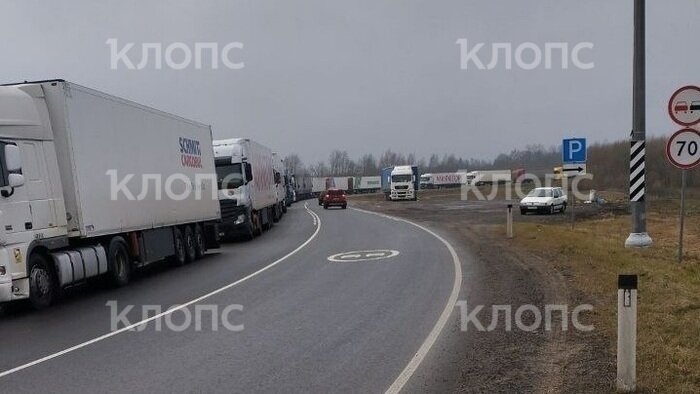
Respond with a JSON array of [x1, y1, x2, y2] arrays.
[[0, 202, 459, 393]]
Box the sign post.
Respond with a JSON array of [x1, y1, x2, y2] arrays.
[[666, 127, 700, 263], [562, 138, 587, 230], [625, 0, 652, 249]]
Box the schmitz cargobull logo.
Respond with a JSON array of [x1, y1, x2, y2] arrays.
[[180, 137, 202, 168]]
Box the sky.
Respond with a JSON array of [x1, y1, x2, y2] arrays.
[[1, 0, 698, 165]]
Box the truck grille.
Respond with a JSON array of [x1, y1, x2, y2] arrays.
[[395, 185, 409, 190], [219, 199, 240, 221]]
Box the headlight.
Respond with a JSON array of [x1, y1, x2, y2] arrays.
[[234, 214, 246, 225]]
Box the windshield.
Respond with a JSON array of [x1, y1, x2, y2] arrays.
[[392, 175, 412, 182], [527, 189, 553, 197], [215, 163, 244, 189]]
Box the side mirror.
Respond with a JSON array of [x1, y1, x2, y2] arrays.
[[244, 163, 253, 182], [8, 173, 24, 187], [4, 144, 21, 172]]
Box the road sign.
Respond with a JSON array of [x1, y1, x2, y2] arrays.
[[562, 163, 587, 177], [668, 85, 700, 127], [562, 138, 587, 163], [666, 128, 700, 169]]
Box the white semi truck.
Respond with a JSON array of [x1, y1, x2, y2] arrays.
[[381, 165, 419, 201], [0, 80, 221, 309], [213, 138, 277, 240]]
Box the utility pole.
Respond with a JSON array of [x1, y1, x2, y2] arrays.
[[625, 0, 653, 248]]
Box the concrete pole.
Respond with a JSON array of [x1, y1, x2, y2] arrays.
[[617, 274, 638, 392], [506, 204, 513, 239], [626, 0, 652, 248]]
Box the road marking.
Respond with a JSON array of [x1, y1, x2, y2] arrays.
[[351, 207, 462, 394], [327, 249, 400, 262], [0, 203, 321, 380]]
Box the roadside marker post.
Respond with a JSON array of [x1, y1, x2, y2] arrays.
[[506, 204, 513, 239], [617, 274, 638, 393], [665, 127, 700, 263]]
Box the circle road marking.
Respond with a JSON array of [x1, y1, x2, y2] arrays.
[[327, 249, 399, 262]]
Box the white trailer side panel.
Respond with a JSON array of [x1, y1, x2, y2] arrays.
[[244, 140, 277, 211], [44, 82, 220, 237]]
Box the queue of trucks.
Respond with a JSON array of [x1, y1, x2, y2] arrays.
[[0, 79, 535, 310], [0, 80, 297, 309]]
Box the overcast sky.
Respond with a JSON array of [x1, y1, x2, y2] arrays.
[[1, 0, 698, 165]]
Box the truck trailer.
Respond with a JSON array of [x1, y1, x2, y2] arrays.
[[0, 80, 221, 309], [214, 138, 277, 240]]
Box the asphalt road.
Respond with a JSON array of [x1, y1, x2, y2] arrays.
[[0, 202, 459, 393]]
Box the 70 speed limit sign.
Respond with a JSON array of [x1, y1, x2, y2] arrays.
[[667, 128, 700, 169]]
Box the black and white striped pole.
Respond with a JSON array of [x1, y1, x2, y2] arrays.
[[625, 0, 652, 248], [617, 274, 638, 392]]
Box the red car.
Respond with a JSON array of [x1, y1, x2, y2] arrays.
[[674, 101, 689, 114], [322, 188, 347, 209]]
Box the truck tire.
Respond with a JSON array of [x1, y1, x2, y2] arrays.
[[170, 227, 187, 266], [184, 226, 197, 263], [549, 205, 555, 215], [272, 205, 280, 223], [28, 253, 57, 309], [252, 211, 263, 237], [108, 237, 131, 287], [342, 204, 347, 209], [561, 203, 567, 213], [194, 224, 206, 258]]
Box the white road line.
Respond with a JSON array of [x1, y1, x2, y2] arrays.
[[351, 207, 463, 394], [0, 203, 322, 380]]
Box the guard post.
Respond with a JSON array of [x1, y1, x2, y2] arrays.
[[617, 274, 638, 392]]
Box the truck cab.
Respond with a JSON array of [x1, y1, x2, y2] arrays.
[[0, 85, 69, 305], [419, 174, 432, 189], [389, 165, 418, 201], [214, 140, 256, 239]]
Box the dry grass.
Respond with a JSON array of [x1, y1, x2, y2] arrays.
[[511, 199, 700, 392]]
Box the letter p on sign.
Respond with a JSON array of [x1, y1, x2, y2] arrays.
[[563, 138, 587, 163]]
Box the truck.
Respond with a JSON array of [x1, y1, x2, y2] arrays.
[[294, 175, 313, 201], [381, 165, 419, 201], [353, 176, 381, 193], [419, 172, 466, 189], [0, 80, 221, 309], [213, 138, 277, 240], [271, 152, 287, 216], [465, 170, 514, 186]]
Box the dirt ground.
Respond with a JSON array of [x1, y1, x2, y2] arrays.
[[350, 188, 616, 393]]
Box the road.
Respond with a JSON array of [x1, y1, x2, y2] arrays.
[[0, 202, 460, 393]]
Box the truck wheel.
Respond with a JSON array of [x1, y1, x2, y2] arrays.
[[108, 237, 131, 287], [272, 205, 280, 223], [520, 208, 527, 215], [549, 205, 555, 215], [342, 204, 347, 209], [170, 227, 187, 266], [193, 224, 206, 258], [323, 204, 328, 209], [252, 211, 262, 236], [184, 226, 197, 263], [282, 202, 288, 213], [561, 203, 567, 213], [28, 253, 57, 309]]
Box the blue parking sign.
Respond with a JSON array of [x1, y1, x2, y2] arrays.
[[562, 138, 586, 163]]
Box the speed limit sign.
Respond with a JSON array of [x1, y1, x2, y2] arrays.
[[667, 128, 700, 169]]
